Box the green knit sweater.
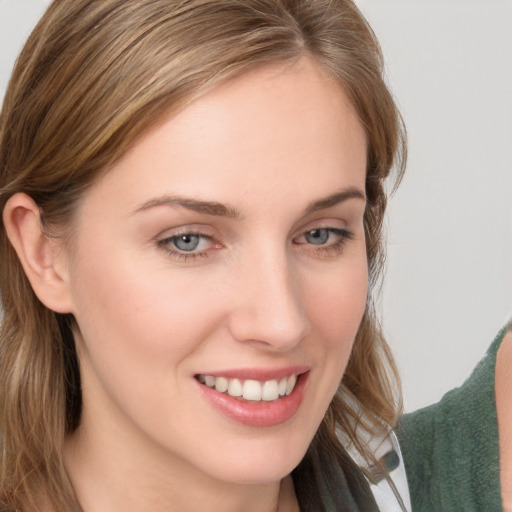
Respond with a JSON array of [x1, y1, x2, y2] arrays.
[[396, 327, 506, 511]]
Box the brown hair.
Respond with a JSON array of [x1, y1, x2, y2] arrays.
[[0, 0, 406, 510]]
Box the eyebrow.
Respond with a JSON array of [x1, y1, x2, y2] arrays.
[[304, 187, 366, 214], [132, 186, 366, 218], [132, 196, 242, 218]]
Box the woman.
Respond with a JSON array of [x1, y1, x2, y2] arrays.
[[7, 0, 509, 510], [0, 1, 407, 510]]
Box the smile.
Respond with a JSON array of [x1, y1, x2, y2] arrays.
[[197, 374, 298, 402], [195, 367, 310, 427]]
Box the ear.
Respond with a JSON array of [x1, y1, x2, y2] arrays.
[[2, 193, 74, 314]]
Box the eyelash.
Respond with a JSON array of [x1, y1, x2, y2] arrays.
[[157, 227, 354, 262], [293, 228, 354, 258], [157, 231, 215, 262]]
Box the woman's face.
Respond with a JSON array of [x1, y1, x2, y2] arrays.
[[64, 57, 368, 485]]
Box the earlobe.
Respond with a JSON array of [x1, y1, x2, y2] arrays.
[[2, 193, 74, 314]]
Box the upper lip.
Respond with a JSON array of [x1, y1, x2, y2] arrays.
[[196, 365, 310, 382]]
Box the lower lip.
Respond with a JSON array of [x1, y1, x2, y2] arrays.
[[197, 373, 309, 427]]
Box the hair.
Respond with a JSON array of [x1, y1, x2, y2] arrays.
[[0, 0, 406, 510]]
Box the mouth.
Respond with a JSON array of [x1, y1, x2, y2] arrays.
[[195, 374, 298, 402], [194, 369, 309, 427]]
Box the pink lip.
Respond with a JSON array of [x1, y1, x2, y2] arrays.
[[196, 370, 309, 427], [196, 365, 310, 381]]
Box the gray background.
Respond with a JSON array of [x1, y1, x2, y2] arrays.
[[1, 0, 511, 412]]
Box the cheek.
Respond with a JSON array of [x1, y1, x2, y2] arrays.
[[286, 255, 368, 446], [69, 253, 227, 443], [69, 248, 219, 386], [312, 257, 368, 381], [305, 256, 368, 348]]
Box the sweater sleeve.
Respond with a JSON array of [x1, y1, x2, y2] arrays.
[[396, 327, 506, 512]]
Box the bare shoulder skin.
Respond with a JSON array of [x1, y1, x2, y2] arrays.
[[496, 330, 512, 510]]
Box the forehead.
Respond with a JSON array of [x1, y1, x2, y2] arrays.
[[81, 57, 367, 214]]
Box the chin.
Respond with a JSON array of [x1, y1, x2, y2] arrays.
[[198, 431, 313, 485]]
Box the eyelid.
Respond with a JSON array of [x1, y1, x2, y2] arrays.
[[155, 225, 223, 262], [155, 223, 217, 240], [292, 226, 355, 260], [293, 227, 352, 243], [292, 216, 349, 238]]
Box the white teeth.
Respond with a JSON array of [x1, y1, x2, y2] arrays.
[[243, 380, 262, 401], [199, 374, 299, 401], [262, 380, 279, 401], [204, 375, 215, 387], [286, 375, 297, 396], [278, 377, 287, 396], [227, 378, 242, 397], [215, 376, 228, 393]]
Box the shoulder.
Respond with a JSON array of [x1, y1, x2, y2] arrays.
[[396, 326, 508, 512], [496, 329, 512, 509]]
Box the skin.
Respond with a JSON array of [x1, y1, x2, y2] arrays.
[[4, 57, 368, 511], [496, 330, 512, 510]]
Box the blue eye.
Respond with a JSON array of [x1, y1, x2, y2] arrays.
[[294, 227, 354, 257], [172, 234, 201, 252], [157, 231, 215, 261], [304, 229, 330, 245]]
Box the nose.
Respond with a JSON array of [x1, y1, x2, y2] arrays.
[[227, 248, 310, 351]]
